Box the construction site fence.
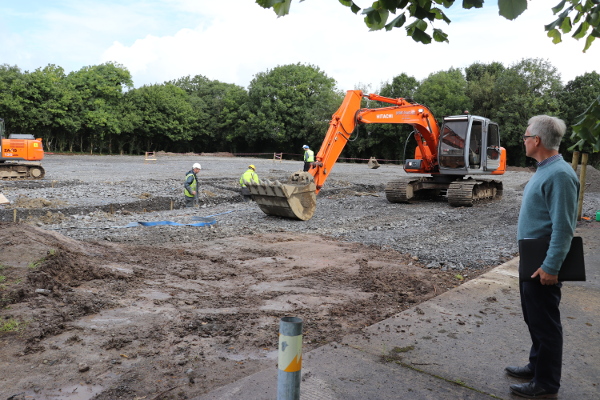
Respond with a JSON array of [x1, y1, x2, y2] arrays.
[[232, 152, 404, 165]]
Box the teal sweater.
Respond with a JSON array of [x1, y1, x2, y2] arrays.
[[517, 156, 579, 275]]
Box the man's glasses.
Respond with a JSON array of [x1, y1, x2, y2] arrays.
[[523, 135, 537, 141]]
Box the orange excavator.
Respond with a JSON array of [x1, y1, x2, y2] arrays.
[[247, 90, 506, 220], [0, 118, 45, 179]]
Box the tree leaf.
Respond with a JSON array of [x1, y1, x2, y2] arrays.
[[573, 20, 590, 39], [560, 16, 572, 33], [583, 33, 596, 52], [547, 28, 563, 44], [463, 0, 484, 9], [364, 8, 389, 30], [340, 0, 362, 14], [410, 27, 432, 44], [545, 17, 562, 31], [432, 28, 449, 43], [551, 0, 567, 14], [379, 0, 401, 12], [272, 0, 292, 16], [498, 0, 528, 21], [385, 13, 407, 30]]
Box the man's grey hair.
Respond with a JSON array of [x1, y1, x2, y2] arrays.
[[527, 115, 567, 151]]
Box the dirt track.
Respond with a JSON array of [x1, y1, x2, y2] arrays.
[[0, 154, 598, 399]]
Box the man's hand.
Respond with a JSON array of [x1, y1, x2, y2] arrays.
[[532, 268, 559, 285]]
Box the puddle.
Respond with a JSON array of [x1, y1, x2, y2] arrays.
[[18, 384, 104, 399]]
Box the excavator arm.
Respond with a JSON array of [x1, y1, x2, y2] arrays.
[[308, 90, 441, 193]]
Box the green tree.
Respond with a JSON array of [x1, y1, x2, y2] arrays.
[[491, 58, 563, 165], [123, 83, 196, 153], [246, 63, 338, 152], [65, 62, 133, 153], [558, 71, 600, 127], [414, 68, 472, 119], [0, 64, 75, 152], [170, 75, 249, 152], [24, 65, 75, 152], [465, 61, 505, 118], [558, 72, 600, 158], [0, 64, 27, 133]]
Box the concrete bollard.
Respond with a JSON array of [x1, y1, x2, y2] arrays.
[[277, 316, 303, 400]]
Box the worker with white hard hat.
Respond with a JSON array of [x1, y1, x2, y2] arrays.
[[184, 162, 202, 208], [239, 164, 259, 202], [302, 145, 314, 172]]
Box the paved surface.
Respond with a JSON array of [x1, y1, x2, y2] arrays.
[[192, 221, 600, 400]]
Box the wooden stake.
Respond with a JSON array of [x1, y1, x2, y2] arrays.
[[576, 153, 588, 221], [571, 151, 580, 172]]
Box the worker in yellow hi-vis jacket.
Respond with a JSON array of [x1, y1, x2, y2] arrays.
[[239, 164, 259, 202]]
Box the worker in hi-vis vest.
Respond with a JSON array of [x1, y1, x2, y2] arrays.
[[239, 164, 259, 202], [184, 163, 201, 208], [302, 145, 314, 172]]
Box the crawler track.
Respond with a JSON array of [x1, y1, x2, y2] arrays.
[[447, 178, 503, 207], [0, 163, 45, 180]]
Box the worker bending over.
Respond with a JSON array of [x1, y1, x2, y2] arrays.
[[240, 164, 259, 202]]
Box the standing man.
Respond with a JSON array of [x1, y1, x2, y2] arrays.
[[302, 144, 314, 172], [184, 163, 201, 208], [239, 164, 259, 202], [506, 115, 579, 399]]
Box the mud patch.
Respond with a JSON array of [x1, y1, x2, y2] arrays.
[[0, 224, 479, 399]]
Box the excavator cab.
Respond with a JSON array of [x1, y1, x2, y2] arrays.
[[438, 115, 505, 175]]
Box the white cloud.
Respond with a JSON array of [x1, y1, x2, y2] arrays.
[[2, 0, 598, 88]]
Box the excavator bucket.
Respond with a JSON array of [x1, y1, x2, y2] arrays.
[[367, 157, 380, 169], [246, 171, 317, 221]]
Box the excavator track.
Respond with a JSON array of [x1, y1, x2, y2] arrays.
[[385, 179, 418, 202], [447, 178, 503, 207], [385, 178, 444, 203], [246, 171, 317, 221], [0, 163, 45, 180]]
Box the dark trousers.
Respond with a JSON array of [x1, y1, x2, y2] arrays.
[[520, 280, 563, 393], [185, 196, 195, 208], [303, 162, 311, 172], [241, 186, 252, 202]]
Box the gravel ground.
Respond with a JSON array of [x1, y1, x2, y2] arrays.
[[2, 154, 599, 399], [3, 153, 599, 271]]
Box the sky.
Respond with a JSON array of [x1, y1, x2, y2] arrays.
[[1, 0, 598, 92]]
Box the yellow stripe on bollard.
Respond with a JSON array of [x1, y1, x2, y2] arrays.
[[278, 333, 303, 372]]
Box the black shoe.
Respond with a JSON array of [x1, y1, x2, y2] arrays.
[[505, 365, 534, 379], [510, 382, 558, 399]]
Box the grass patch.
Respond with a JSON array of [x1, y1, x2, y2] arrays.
[[27, 261, 40, 269], [0, 318, 25, 333], [381, 345, 415, 363], [27, 250, 57, 269]]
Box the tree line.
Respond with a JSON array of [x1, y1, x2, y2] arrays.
[[0, 60, 598, 167]]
